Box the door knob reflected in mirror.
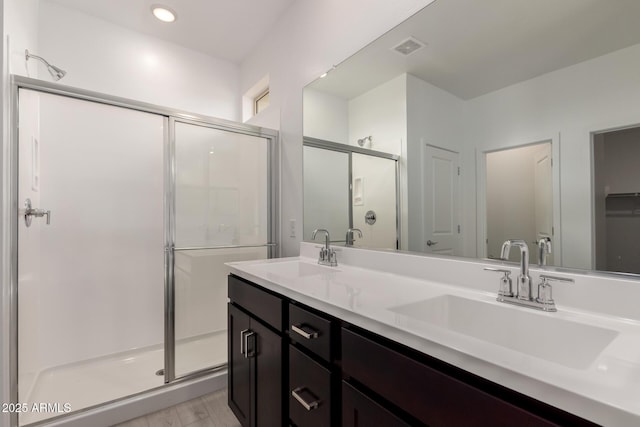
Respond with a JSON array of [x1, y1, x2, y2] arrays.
[[23, 198, 51, 227]]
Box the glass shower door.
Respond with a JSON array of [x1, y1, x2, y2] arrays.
[[172, 121, 271, 378], [303, 146, 350, 241], [17, 89, 166, 425], [352, 153, 398, 249]]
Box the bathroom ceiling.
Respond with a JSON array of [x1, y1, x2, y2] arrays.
[[47, 0, 296, 63], [310, 0, 640, 100]]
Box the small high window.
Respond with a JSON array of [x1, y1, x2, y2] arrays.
[[243, 74, 270, 122], [254, 89, 270, 115]]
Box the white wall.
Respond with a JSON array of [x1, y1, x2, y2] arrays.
[[348, 74, 406, 155], [303, 88, 348, 143], [240, 0, 436, 256], [34, 2, 241, 120], [5, 0, 38, 76]]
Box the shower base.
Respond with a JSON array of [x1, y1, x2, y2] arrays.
[[20, 331, 227, 426]]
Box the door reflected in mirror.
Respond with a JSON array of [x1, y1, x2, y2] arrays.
[[485, 142, 554, 265]]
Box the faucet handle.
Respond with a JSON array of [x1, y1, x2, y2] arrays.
[[536, 275, 574, 312], [328, 249, 338, 267], [484, 267, 514, 298]]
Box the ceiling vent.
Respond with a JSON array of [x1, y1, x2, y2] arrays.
[[392, 37, 426, 56]]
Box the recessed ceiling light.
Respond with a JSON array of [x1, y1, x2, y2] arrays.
[[319, 65, 336, 79], [151, 5, 177, 23]]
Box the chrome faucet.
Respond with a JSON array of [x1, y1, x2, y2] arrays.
[[345, 228, 362, 246], [536, 237, 552, 266], [311, 228, 337, 266], [485, 239, 573, 312], [500, 239, 531, 301]]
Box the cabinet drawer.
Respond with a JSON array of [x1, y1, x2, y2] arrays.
[[342, 381, 411, 427], [342, 328, 559, 427], [289, 345, 332, 427], [228, 275, 283, 331], [289, 303, 332, 361]]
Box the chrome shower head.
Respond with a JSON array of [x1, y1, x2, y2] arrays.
[[357, 136, 372, 147], [46, 63, 66, 81], [25, 49, 66, 81]]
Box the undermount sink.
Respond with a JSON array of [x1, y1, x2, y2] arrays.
[[390, 295, 618, 369], [250, 260, 338, 278]]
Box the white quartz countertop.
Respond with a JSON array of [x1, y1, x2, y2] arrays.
[[226, 246, 640, 426]]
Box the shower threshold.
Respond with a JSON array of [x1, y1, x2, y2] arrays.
[[20, 330, 227, 425]]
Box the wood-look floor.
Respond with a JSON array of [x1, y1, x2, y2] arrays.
[[113, 389, 241, 427]]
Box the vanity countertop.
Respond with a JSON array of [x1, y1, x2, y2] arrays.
[[226, 244, 640, 426]]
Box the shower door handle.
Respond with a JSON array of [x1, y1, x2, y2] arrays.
[[23, 198, 51, 227]]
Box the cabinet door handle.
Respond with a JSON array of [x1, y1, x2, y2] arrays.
[[291, 387, 320, 411], [244, 331, 256, 358], [240, 329, 250, 356], [291, 324, 319, 340]]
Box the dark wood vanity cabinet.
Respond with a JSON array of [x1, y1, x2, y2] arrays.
[[228, 275, 284, 427], [342, 381, 411, 427], [228, 274, 599, 427]]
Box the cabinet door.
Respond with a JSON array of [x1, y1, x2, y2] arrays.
[[252, 319, 283, 426], [342, 381, 411, 427], [228, 303, 252, 427]]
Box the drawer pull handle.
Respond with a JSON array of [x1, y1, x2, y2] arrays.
[[291, 387, 320, 411], [292, 324, 319, 340]]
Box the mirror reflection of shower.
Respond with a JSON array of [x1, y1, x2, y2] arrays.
[[25, 49, 67, 81], [302, 140, 399, 250]]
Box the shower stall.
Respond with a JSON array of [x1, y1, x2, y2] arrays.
[[303, 137, 399, 249], [8, 76, 278, 426]]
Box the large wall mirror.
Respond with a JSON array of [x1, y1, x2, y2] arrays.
[[302, 0, 640, 275]]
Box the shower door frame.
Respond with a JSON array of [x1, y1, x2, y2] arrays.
[[6, 75, 279, 426]]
